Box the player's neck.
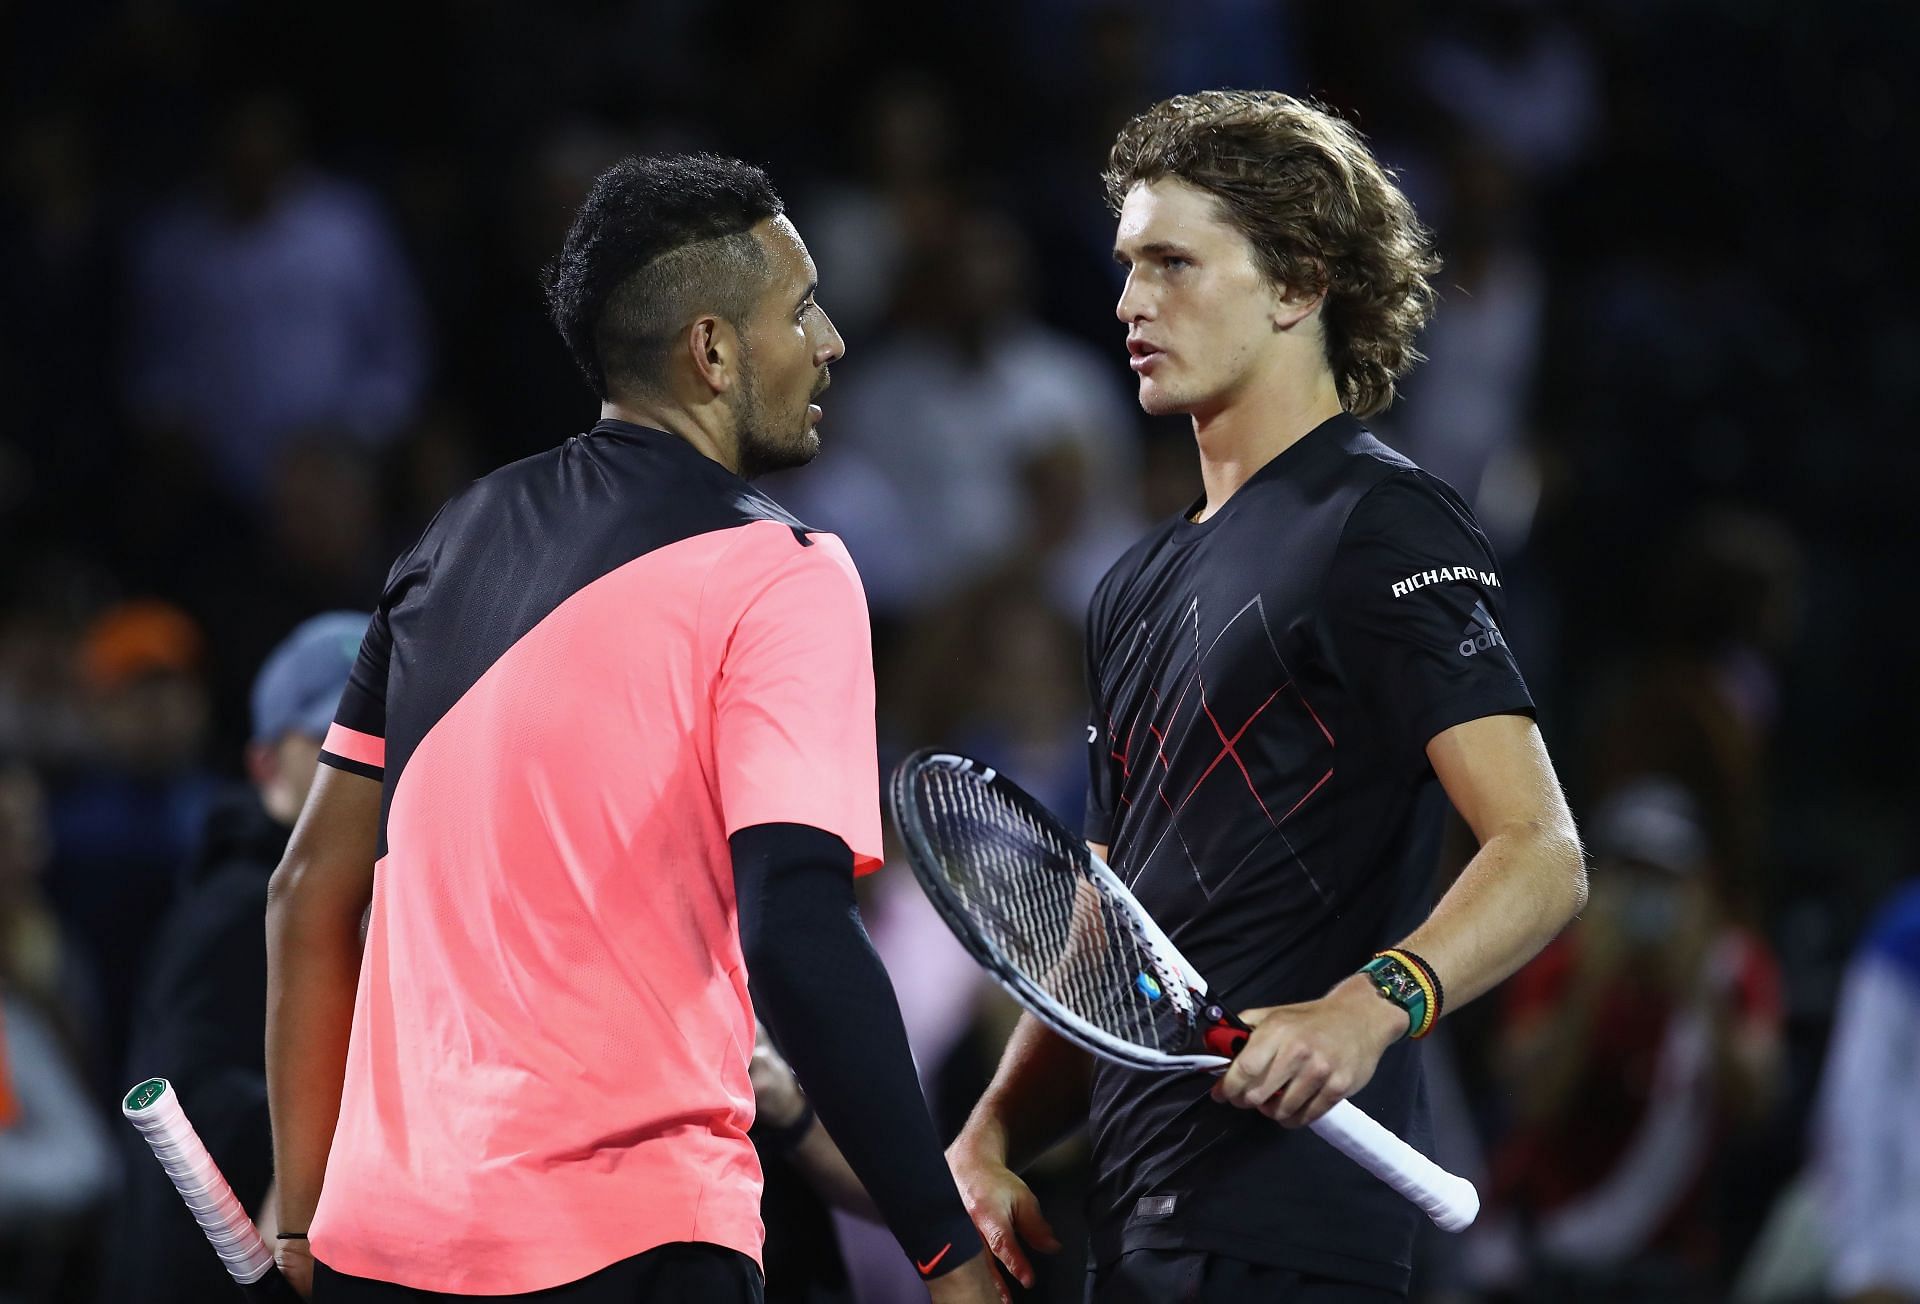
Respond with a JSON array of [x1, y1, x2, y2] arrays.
[[599, 399, 742, 475], [1187, 369, 1343, 523]]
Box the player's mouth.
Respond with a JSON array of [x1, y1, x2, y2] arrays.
[[1127, 338, 1165, 374], [807, 403, 823, 426]]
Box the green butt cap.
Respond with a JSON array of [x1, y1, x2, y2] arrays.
[[124, 1078, 169, 1113]]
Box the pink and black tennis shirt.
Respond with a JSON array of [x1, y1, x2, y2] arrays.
[[310, 418, 883, 1294]]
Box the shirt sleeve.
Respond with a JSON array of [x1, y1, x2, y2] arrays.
[[320, 607, 388, 782], [713, 534, 884, 874], [320, 505, 448, 783], [1321, 470, 1535, 762]]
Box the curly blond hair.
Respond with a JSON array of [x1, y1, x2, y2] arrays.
[[1105, 90, 1439, 417]]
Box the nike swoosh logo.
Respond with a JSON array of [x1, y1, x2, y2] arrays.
[[916, 1242, 953, 1276]]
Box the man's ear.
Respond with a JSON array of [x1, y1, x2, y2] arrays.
[[686, 315, 741, 397], [1270, 277, 1326, 333]]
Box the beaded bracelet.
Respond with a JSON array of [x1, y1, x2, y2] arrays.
[[1360, 949, 1444, 1039]]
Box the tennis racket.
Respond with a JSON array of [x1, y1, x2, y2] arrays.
[[122, 1077, 304, 1301], [889, 749, 1479, 1232]]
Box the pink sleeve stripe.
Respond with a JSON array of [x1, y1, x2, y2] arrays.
[[323, 723, 386, 769]]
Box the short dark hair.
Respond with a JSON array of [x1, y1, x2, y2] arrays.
[[544, 153, 785, 401], [1105, 91, 1439, 418]]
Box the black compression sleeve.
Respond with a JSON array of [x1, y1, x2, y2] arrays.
[[731, 822, 981, 1279]]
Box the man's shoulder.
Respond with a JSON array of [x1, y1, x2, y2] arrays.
[[1323, 452, 1487, 565], [423, 435, 812, 568], [1301, 422, 1442, 513]]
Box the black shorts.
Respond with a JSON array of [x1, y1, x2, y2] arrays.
[[314, 1242, 763, 1303], [1085, 1249, 1406, 1304]]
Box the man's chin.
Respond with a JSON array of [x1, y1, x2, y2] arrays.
[[1135, 381, 1190, 417], [738, 429, 821, 480]]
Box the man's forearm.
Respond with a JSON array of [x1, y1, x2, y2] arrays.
[[787, 1119, 880, 1220], [733, 824, 981, 1275], [264, 876, 363, 1235], [1397, 820, 1586, 1013], [955, 1012, 1091, 1171]]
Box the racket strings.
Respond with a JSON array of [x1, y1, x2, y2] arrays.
[[916, 769, 1193, 1055]]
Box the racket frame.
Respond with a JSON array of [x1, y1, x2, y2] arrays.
[[893, 751, 1229, 1073]]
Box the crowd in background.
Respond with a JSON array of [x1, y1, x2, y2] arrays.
[[3, 1, 1916, 1301]]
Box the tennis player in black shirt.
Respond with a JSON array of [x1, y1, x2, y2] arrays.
[[948, 91, 1589, 1302]]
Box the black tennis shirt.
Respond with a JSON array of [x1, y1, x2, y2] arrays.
[[1080, 414, 1535, 1289]]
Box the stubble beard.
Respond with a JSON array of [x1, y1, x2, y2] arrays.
[[733, 366, 822, 481]]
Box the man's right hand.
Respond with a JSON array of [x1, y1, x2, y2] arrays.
[[926, 1253, 1008, 1304], [947, 1137, 1061, 1293]]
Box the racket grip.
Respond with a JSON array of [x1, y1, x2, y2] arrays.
[[1201, 1004, 1251, 1058], [122, 1077, 301, 1297], [1308, 1099, 1480, 1232]]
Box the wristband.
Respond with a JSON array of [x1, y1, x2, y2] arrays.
[[751, 1096, 816, 1154], [276, 1231, 309, 1240]]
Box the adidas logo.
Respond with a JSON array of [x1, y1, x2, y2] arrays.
[[1458, 602, 1508, 658]]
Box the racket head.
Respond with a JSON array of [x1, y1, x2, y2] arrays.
[[889, 749, 1228, 1072]]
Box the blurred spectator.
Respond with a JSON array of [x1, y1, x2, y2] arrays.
[[778, 205, 1140, 622], [0, 110, 120, 552], [178, 434, 393, 756], [43, 600, 218, 1077], [121, 89, 428, 511], [1416, 0, 1599, 180], [105, 611, 365, 1304], [0, 764, 81, 1038], [0, 573, 103, 771], [1586, 509, 1805, 910], [888, 562, 1088, 820], [1484, 779, 1783, 1297], [1, 760, 118, 1300], [1377, 146, 1544, 551], [1813, 878, 1920, 1304], [0, 993, 118, 1299], [801, 72, 959, 343]]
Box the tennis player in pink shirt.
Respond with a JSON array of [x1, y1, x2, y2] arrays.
[[266, 153, 996, 1304]]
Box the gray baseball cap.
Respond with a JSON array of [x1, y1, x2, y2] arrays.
[[250, 611, 370, 745], [1587, 777, 1708, 876]]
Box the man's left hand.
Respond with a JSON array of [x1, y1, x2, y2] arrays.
[[1210, 975, 1407, 1127]]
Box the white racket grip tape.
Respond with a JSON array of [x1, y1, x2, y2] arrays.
[[122, 1078, 277, 1283], [1309, 1099, 1480, 1231]]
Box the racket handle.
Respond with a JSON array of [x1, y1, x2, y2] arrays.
[[122, 1077, 304, 1297], [1196, 1010, 1479, 1230], [1201, 1004, 1251, 1058], [1308, 1099, 1480, 1232]]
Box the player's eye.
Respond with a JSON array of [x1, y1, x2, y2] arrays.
[[1163, 256, 1191, 271]]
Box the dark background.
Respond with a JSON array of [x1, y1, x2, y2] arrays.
[[2, 2, 1915, 1301]]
